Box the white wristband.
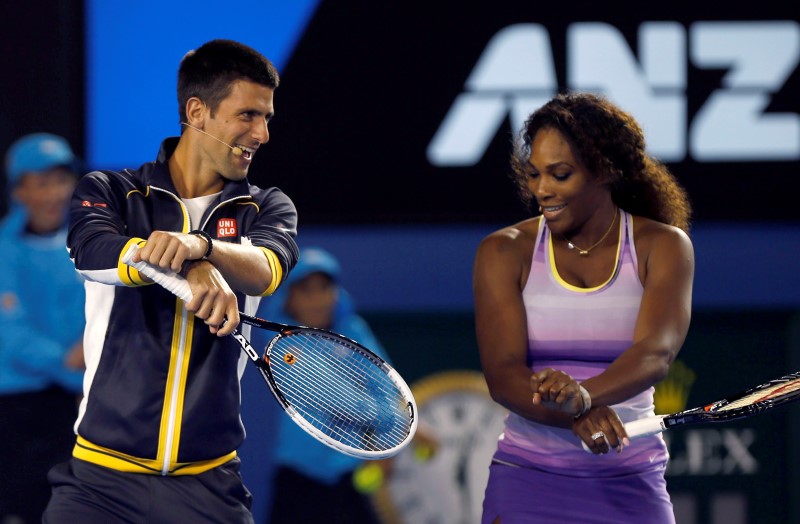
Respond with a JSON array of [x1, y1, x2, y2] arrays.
[[575, 385, 592, 418]]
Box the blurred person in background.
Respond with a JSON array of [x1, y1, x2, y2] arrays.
[[0, 133, 86, 524], [255, 247, 388, 523], [256, 247, 437, 524]]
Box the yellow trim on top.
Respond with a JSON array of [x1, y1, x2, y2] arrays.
[[259, 248, 283, 296], [548, 211, 622, 293], [117, 238, 149, 286], [73, 435, 236, 476]]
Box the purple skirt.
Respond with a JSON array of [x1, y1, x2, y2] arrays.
[[481, 460, 674, 524]]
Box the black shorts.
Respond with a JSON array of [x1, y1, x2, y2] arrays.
[[43, 457, 253, 524]]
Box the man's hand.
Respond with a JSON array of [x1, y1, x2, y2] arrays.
[[133, 231, 209, 273], [182, 260, 239, 336]]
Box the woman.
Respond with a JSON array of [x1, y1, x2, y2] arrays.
[[474, 92, 694, 523]]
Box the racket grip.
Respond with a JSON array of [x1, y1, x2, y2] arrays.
[[580, 415, 667, 453], [624, 415, 667, 439], [121, 244, 193, 302]]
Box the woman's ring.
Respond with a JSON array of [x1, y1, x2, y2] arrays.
[[591, 431, 605, 441]]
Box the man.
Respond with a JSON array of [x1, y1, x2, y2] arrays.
[[43, 40, 299, 523], [0, 132, 85, 524]]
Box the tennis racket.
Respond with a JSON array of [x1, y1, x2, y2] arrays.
[[122, 245, 418, 460], [583, 371, 800, 451]]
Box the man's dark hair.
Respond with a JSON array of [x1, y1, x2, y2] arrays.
[[177, 39, 280, 124]]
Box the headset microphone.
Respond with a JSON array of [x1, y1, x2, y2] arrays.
[[181, 122, 244, 157]]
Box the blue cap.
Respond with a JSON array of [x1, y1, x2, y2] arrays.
[[286, 247, 341, 286], [5, 133, 77, 185]]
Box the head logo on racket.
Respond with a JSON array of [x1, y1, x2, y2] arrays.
[[284, 353, 296, 365]]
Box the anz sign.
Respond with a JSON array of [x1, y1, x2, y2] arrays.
[[428, 21, 800, 166]]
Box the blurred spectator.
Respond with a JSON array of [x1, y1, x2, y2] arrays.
[[0, 133, 85, 524], [254, 247, 392, 524]]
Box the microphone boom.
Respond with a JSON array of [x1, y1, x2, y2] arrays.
[[181, 122, 244, 157]]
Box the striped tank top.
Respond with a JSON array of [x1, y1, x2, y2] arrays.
[[494, 210, 668, 476]]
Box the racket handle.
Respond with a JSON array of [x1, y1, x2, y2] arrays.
[[580, 414, 667, 453], [121, 244, 193, 302], [122, 244, 265, 367], [625, 415, 667, 439]]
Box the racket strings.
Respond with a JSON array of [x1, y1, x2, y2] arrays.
[[278, 340, 409, 450], [719, 377, 800, 411], [269, 332, 412, 452]]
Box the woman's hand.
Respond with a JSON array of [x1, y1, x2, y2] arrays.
[[530, 368, 585, 417], [573, 406, 630, 454]]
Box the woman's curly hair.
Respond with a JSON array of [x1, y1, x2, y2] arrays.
[[510, 92, 692, 234]]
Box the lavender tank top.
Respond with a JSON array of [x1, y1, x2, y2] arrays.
[[495, 210, 668, 476]]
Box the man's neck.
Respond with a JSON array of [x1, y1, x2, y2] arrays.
[[168, 138, 224, 198]]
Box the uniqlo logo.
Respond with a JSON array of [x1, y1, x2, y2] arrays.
[[217, 219, 238, 238]]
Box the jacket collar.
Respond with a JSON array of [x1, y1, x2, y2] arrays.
[[144, 137, 253, 201]]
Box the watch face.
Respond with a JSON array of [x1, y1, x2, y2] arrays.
[[373, 370, 507, 524]]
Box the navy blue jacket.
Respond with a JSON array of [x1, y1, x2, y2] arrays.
[[67, 138, 298, 475]]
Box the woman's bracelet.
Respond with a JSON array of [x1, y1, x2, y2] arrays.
[[575, 384, 592, 419]]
